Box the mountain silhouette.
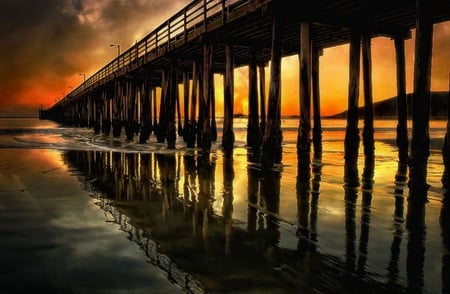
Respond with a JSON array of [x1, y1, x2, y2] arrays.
[[328, 91, 449, 119]]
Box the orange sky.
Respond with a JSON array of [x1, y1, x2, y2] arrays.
[[0, 1, 448, 117]]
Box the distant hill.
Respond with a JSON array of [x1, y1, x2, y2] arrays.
[[328, 91, 449, 119]]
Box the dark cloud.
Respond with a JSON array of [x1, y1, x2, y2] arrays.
[[0, 0, 188, 116], [0, 0, 97, 105]]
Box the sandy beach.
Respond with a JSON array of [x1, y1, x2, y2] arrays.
[[0, 117, 449, 293], [0, 148, 183, 293]]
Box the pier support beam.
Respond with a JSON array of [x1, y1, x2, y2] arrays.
[[262, 17, 284, 166], [211, 73, 217, 142], [394, 34, 409, 168], [409, 0, 433, 195], [156, 72, 168, 143], [312, 47, 323, 159], [259, 63, 266, 134], [125, 78, 137, 141], [442, 73, 450, 187], [112, 81, 122, 137], [297, 22, 312, 163], [247, 47, 261, 148], [201, 43, 213, 152], [344, 31, 361, 165], [362, 33, 375, 170], [182, 72, 190, 142], [222, 45, 235, 152], [186, 62, 198, 148], [139, 74, 152, 143], [167, 61, 178, 149]]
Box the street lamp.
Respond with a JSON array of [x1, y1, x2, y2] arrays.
[[79, 73, 86, 83], [110, 44, 121, 69], [110, 44, 121, 57]]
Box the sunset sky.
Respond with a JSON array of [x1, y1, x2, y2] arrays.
[[0, 0, 448, 117]]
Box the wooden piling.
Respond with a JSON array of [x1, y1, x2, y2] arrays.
[[197, 60, 204, 147], [139, 74, 151, 143], [262, 17, 284, 166], [102, 89, 111, 135], [394, 34, 409, 167], [183, 72, 190, 142], [186, 61, 198, 148], [297, 22, 312, 163], [362, 33, 375, 169], [247, 47, 261, 148], [409, 0, 433, 194], [176, 81, 183, 137], [112, 81, 122, 137], [312, 47, 323, 159], [125, 78, 137, 141], [222, 45, 235, 151], [156, 71, 168, 143], [344, 31, 361, 165], [200, 43, 213, 151], [167, 61, 178, 149], [152, 87, 157, 136], [211, 74, 218, 142], [441, 73, 450, 187], [258, 63, 266, 134]]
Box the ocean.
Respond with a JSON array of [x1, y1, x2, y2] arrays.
[[0, 117, 449, 293]]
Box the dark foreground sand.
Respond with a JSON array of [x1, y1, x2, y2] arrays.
[[0, 148, 182, 294]]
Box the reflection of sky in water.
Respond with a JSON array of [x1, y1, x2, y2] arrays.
[[0, 118, 449, 293], [0, 148, 183, 293]]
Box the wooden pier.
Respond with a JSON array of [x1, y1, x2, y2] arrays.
[[42, 0, 450, 196]]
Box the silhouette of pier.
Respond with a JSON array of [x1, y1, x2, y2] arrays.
[[42, 0, 450, 196]]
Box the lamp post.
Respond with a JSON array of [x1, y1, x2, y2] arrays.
[[79, 73, 86, 90], [110, 44, 121, 68], [110, 44, 121, 56]]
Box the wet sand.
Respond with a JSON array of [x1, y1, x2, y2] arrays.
[[1, 118, 449, 293], [0, 149, 183, 294]]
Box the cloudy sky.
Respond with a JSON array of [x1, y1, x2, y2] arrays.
[[0, 0, 448, 117]]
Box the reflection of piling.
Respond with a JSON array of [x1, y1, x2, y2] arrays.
[[222, 152, 234, 255], [261, 167, 281, 257], [406, 199, 426, 293], [387, 165, 407, 290], [247, 152, 260, 234], [297, 157, 311, 239], [357, 163, 374, 275], [344, 162, 359, 275], [441, 193, 450, 294]]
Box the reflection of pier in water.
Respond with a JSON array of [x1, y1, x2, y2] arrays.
[[63, 149, 446, 293]]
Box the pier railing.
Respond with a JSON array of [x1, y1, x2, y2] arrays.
[[66, 0, 258, 103]]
